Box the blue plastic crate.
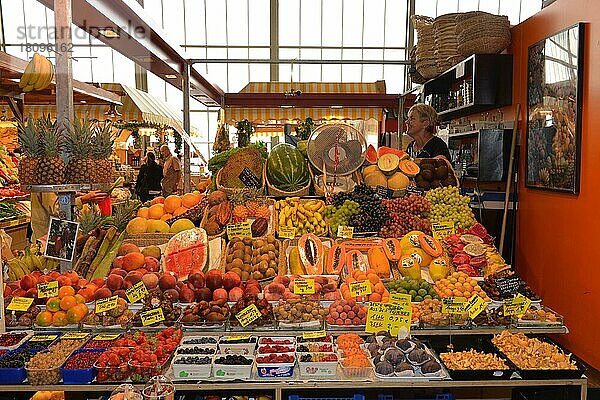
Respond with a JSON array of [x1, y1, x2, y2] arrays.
[[377, 394, 454, 400], [289, 394, 365, 400], [61, 348, 105, 384], [0, 349, 32, 384]]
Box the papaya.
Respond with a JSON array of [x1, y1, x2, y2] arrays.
[[326, 243, 346, 275], [400, 231, 424, 251], [345, 250, 369, 274], [418, 234, 443, 257], [298, 233, 323, 274], [405, 247, 432, 267], [289, 246, 306, 275], [365, 144, 378, 164], [377, 146, 409, 160], [399, 254, 421, 280], [399, 159, 420, 177], [367, 246, 391, 278], [382, 238, 402, 261], [429, 256, 450, 281]]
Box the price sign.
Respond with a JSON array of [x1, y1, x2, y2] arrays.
[[465, 294, 488, 319], [238, 167, 262, 189], [30, 335, 58, 342], [95, 295, 119, 314], [6, 297, 33, 311], [37, 281, 58, 298], [503, 294, 531, 316], [385, 303, 412, 336], [337, 225, 354, 239], [303, 330, 326, 340], [236, 303, 261, 327], [226, 222, 252, 239], [61, 332, 90, 340], [294, 278, 315, 295], [349, 280, 372, 298], [376, 185, 393, 199], [278, 225, 296, 239], [126, 281, 149, 304], [442, 297, 467, 314], [94, 333, 120, 341], [495, 276, 521, 297], [406, 187, 425, 197], [365, 303, 388, 333], [223, 334, 251, 341], [140, 308, 165, 326], [432, 221, 456, 241], [390, 293, 412, 305]]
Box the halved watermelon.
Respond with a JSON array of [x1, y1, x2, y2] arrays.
[[164, 228, 208, 280], [365, 144, 378, 164]]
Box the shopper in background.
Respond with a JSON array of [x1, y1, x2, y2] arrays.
[[405, 103, 452, 161], [135, 151, 163, 202], [160, 145, 181, 196]]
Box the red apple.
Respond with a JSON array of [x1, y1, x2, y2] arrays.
[[223, 272, 242, 291]]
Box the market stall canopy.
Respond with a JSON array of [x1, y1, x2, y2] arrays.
[[223, 81, 397, 124], [0, 51, 121, 119]]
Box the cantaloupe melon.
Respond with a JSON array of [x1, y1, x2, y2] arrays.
[[387, 172, 410, 190], [364, 170, 387, 187], [377, 153, 399, 174], [362, 165, 380, 178]]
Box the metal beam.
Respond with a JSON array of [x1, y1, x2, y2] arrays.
[[270, 0, 279, 81], [182, 62, 191, 193], [224, 93, 399, 109], [190, 59, 411, 65], [36, 0, 223, 105]]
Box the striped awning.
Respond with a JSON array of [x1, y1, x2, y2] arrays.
[[21, 104, 111, 120], [223, 81, 385, 124]]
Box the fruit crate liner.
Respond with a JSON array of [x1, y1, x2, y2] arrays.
[[431, 338, 517, 380], [61, 348, 104, 384], [0, 330, 33, 351], [171, 354, 212, 381], [492, 336, 586, 380]]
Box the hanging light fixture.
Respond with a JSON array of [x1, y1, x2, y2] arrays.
[[104, 104, 122, 118]]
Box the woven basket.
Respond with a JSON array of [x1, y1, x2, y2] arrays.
[[433, 13, 463, 70], [456, 12, 511, 56], [124, 233, 174, 247], [412, 15, 440, 80], [216, 168, 265, 197], [263, 164, 312, 197], [273, 198, 330, 238]]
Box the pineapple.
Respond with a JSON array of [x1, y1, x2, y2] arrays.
[[77, 206, 103, 236], [37, 115, 65, 185], [65, 117, 94, 183], [92, 122, 116, 183], [16, 115, 41, 185]]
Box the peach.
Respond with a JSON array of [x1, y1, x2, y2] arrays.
[[187, 272, 205, 290], [110, 268, 128, 278], [212, 288, 228, 301], [164, 288, 179, 301], [223, 272, 242, 291], [106, 274, 124, 291], [112, 256, 124, 270], [228, 287, 244, 302], [159, 274, 177, 290], [179, 288, 195, 303], [144, 257, 160, 272], [114, 290, 127, 300], [122, 252, 146, 272], [118, 243, 140, 257], [124, 272, 142, 286], [205, 269, 223, 291], [94, 287, 112, 300], [142, 273, 159, 289], [91, 278, 105, 288], [195, 287, 212, 302]]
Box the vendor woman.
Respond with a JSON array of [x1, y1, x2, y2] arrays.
[[405, 103, 451, 161]]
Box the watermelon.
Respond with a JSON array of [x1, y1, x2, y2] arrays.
[[267, 144, 310, 191]]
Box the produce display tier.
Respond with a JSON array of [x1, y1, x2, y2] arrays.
[[22, 184, 109, 193], [0, 379, 588, 400], [0, 216, 30, 229]]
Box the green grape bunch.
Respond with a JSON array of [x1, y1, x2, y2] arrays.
[[324, 200, 361, 235], [425, 186, 477, 228]]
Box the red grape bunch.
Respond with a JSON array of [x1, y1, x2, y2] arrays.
[[379, 194, 432, 238]]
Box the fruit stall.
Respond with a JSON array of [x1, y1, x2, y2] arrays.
[[0, 113, 588, 400]]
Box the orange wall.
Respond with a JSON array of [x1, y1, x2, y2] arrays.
[[509, 0, 600, 369]]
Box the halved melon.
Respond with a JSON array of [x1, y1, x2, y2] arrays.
[[326, 243, 346, 275], [365, 144, 378, 164], [418, 234, 443, 257], [345, 250, 369, 274], [387, 172, 410, 191], [382, 238, 402, 261], [298, 233, 324, 274], [399, 159, 420, 177], [377, 146, 409, 160], [362, 165, 380, 179], [377, 153, 399, 175]]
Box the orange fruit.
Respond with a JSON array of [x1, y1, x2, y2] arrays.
[[163, 195, 182, 213], [74, 303, 89, 317], [367, 273, 379, 285], [181, 193, 200, 208], [58, 285, 75, 299], [369, 293, 382, 302], [67, 304, 88, 323], [36, 310, 53, 327], [46, 297, 61, 312], [137, 207, 149, 219], [74, 294, 86, 304], [374, 282, 385, 294], [160, 213, 173, 221], [173, 206, 188, 216], [60, 295, 77, 311], [150, 196, 165, 205], [148, 204, 165, 219], [52, 311, 68, 327]]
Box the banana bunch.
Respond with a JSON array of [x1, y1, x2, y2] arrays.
[[19, 52, 55, 92], [5, 246, 59, 282], [275, 197, 327, 236]]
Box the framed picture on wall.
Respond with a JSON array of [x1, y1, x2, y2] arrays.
[[525, 23, 584, 194]]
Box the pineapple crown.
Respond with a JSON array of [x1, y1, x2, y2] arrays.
[[17, 114, 42, 158], [37, 114, 64, 157], [91, 121, 116, 159], [66, 117, 93, 159]]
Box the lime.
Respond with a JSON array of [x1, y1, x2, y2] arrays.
[[409, 290, 418, 297], [418, 288, 427, 296], [424, 295, 432, 300], [414, 295, 423, 302]]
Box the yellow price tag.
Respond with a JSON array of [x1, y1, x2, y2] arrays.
[[465, 294, 488, 319], [223, 334, 252, 341], [6, 297, 33, 311], [126, 281, 149, 304], [390, 293, 412, 305], [302, 330, 326, 340], [61, 332, 90, 340], [349, 280, 372, 298], [337, 225, 354, 239], [236, 303, 261, 327], [37, 281, 59, 298], [140, 308, 165, 326], [432, 221, 456, 241], [442, 297, 467, 314], [226, 222, 252, 239], [30, 335, 58, 342], [365, 303, 387, 333], [293, 278, 315, 295], [95, 295, 119, 313], [93, 333, 120, 341], [278, 226, 296, 239], [503, 294, 531, 316], [385, 303, 412, 336]]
